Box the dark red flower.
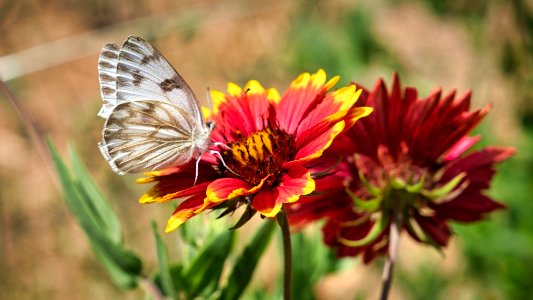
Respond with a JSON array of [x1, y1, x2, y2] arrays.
[[287, 74, 515, 262]]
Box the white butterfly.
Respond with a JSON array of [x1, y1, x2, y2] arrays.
[[97, 36, 213, 175]]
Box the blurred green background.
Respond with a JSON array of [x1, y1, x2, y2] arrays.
[[1, 0, 532, 299]]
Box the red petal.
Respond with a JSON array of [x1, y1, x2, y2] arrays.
[[165, 194, 216, 232], [140, 181, 210, 204], [277, 167, 315, 202], [443, 135, 482, 161], [287, 120, 345, 167], [295, 85, 363, 135], [206, 177, 263, 203], [137, 161, 216, 203], [253, 167, 315, 217], [286, 170, 351, 227], [442, 147, 515, 183], [434, 190, 505, 222], [413, 215, 451, 246], [253, 189, 281, 217], [211, 91, 271, 142], [275, 71, 334, 134]]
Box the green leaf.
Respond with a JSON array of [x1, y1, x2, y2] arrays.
[[182, 229, 235, 298], [153, 265, 186, 297], [220, 220, 276, 300], [229, 204, 257, 230], [291, 231, 339, 300], [152, 222, 177, 299], [48, 141, 142, 289], [90, 234, 143, 288], [69, 146, 122, 243]]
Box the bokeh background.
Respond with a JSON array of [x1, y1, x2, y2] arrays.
[[1, 0, 532, 299]]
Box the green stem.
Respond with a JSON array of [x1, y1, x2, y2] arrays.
[[279, 208, 292, 300], [379, 210, 403, 300]]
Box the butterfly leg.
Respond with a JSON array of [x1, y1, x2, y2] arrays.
[[194, 149, 237, 185], [213, 141, 230, 150], [209, 150, 239, 177], [193, 155, 202, 186]]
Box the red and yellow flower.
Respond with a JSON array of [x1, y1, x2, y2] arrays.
[[287, 74, 515, 262], [138, 70, 372, 232]]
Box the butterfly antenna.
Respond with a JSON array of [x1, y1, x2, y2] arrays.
[[214, 88, 251, 118], [206, 87, 213, 112]]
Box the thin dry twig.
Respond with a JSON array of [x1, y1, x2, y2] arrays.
[[0, 77, 59, 189]]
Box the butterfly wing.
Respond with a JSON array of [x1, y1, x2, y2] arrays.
[[98, 36, 208, 174]]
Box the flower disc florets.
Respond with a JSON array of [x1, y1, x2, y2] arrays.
[[220, 127, 295, 187]]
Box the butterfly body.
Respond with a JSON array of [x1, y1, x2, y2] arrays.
[[98, 36, 212, 175]]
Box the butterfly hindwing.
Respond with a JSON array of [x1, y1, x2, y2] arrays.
[[99, 100, 198, 174]]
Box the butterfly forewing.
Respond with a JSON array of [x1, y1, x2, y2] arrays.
[[116, 37, 202, 120], [98, 44, 120, 118], [98, 36, 211, 175]]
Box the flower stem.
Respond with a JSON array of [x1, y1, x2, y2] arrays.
[[379, 211, 403, 300], [278, 208, 292, 300]]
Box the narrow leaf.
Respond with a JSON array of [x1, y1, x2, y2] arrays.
[[151, 222, 177, 299], [69, 145, 122, 243], [48, 141, 142, 289], [229, 205, 257, 230], [220, 220, 276, 300], [183, 230, 235, 298]]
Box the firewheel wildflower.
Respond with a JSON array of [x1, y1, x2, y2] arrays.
[[287, 74, 515, 263], [137, 70, 372, 232]]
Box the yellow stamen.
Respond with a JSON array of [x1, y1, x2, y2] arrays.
[[260, 131, 273, 153]]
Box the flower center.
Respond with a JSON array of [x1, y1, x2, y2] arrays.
[[220, 128, 295, 187]]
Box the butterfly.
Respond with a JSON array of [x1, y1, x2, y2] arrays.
[[97, 36, 214, 175]]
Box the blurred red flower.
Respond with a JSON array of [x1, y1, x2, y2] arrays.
[[287, 74, 515, 263]]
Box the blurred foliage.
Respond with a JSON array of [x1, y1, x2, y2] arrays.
[[397, 265, 451, 300], [453, 123, 533, 299], [246, 229, 341, 300], [421, 0, 533, 114], [49, 144, 277, 299], [290, 231, 340, 299], [286, 0, 397, 84], [49, 143, 142, 289]]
